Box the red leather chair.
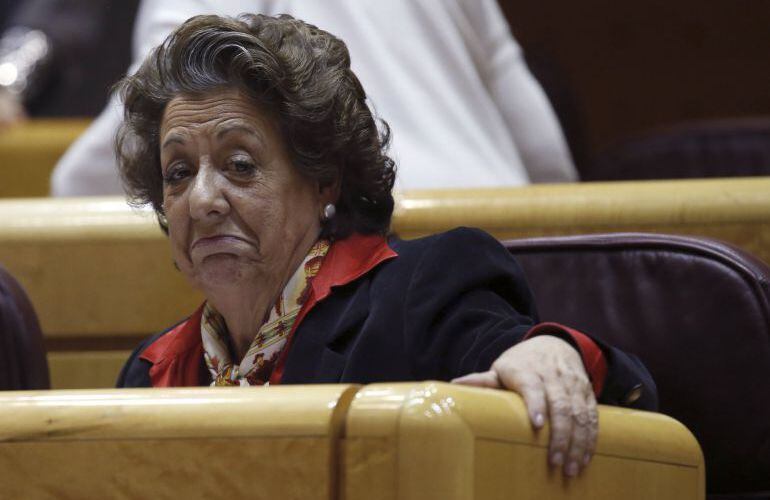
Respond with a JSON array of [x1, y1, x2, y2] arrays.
[[0, 265, 49, 390], [505, 233, 770, 499]]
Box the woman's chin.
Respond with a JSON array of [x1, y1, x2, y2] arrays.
[[192, 254, 256, 289]]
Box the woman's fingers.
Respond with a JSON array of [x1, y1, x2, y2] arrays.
[[583, 390, 599, 467], [543, 352, 597, 477], [487, 336, 599, 477], [497, 370, 548, 429], [543, 373, 572, 469], [562, 385, 593, 476], [453, 370, 546, 428], [451, 370, 501, 388]]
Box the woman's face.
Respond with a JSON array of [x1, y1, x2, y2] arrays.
[[159, 88, 330, 294]]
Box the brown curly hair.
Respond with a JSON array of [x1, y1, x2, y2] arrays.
[[116, 13, 396, 238]]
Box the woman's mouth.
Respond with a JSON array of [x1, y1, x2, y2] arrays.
[[190, 235, 253, 255]]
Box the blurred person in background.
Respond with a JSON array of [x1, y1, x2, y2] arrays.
[[0, 0, 137, 127], [51, 0, 577, 196]]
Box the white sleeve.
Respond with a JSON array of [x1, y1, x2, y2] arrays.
[[463, 0, 577, 183], [51, 0, 264, 196], [130, 0, 223, 70], [49, 93, 125, 196]]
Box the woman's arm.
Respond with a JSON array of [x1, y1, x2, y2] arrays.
[[461, 0, 577, 183], [401, 227, 657, 476]]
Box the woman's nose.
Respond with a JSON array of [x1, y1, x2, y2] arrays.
[[188, 161, 229, 221]]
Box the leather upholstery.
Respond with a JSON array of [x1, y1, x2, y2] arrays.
[[0, 265, 49, 390], [587, 118, 770, 181], [506, 233, 770, 497]]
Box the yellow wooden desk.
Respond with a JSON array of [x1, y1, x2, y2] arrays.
[[0, 382, 704, 499], [0, 177, 768, 389], [0, 119, 90, 197]]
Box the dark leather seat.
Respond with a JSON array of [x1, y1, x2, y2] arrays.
[[0, 264, 49, 390], [585, 118, 770, 181], [505, 233, 770, 498]]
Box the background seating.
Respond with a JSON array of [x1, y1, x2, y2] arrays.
[[0, 178, 768, 389], [0, 265, 49, 390], [506, 233, 770, 497], [0, 382, 703, 499], [0, 119, 90, 197], [586, 119, 770, 181]]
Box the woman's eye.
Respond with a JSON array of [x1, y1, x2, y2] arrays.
[[163, 163, 191, 184], [228, 156, 257, 175]]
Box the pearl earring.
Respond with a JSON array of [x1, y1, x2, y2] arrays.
[[322, 203, 336, 221]]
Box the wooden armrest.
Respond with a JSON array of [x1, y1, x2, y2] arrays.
[[346, 382, 704, 499], [0, 382, 704, 499]]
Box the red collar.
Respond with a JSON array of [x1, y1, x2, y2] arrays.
[[140, 233, 398, 387]]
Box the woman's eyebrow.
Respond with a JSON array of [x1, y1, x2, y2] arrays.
[[161, 133, 187, 150], [215, 122, 263, 142]]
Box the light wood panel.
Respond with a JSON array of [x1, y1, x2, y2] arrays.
[[0, 177, 768, 388], [0, 196, 201, 338], [47, 351, 131, 389], [345, 382, 705, 499], [392, 178, 770, 264], [0, 119, 90, 197], [0, 385, 358, 499], [0, 383, 704, 499]]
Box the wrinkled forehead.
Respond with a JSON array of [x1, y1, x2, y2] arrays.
[[159, 87, 278, 144]]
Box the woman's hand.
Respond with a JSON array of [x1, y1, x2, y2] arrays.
[[452, 335, 598, 477]]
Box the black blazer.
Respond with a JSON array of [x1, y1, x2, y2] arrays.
[[118, 227, 657, 410]]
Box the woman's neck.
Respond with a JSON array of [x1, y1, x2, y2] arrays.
[[210, 290, 270, 360], [204, 233, 319, 360]]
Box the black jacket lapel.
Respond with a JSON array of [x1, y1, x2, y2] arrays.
[[280, 281, 371, 383]]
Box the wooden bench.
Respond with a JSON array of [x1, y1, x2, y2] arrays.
[[0, 382, 704, 499], [0, 119, 90, 197], [0, 177, 768, 389]]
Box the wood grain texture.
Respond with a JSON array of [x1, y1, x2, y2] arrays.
[[0, 385, 359, 499], [0, 120, 90, 197], [344, 382, 705, 499], [0, 383, 704, 499], [47, 350, 131, 389]]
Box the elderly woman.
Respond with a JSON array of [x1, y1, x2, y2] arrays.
[[116, 14, 656, 478]]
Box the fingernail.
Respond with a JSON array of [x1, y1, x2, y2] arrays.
[[582, 453, 591, 466], [565, 461, 579, 477], [550, 452, 564, 466], [533, 412, 545, 428]]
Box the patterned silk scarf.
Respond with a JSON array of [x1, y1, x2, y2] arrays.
[[201, 239, 330, 386]]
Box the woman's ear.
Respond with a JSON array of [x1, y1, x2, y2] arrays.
[[318, 178, 341, 206]]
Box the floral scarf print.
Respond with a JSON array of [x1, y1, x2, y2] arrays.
[[201, 239, 330, 386]]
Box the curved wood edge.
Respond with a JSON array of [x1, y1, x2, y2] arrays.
[[0, 382, 704, 499], [346, 381, 702, 466], [345, 382, 705, 499], [0, 385, 360, 440], [393, 177, 770, 230], [1, 177, 768, 239]]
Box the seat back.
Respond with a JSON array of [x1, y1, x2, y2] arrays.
[[505, 233, 770, 496], [0, 265, 49, 390], [586, 118, 770, 181]]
